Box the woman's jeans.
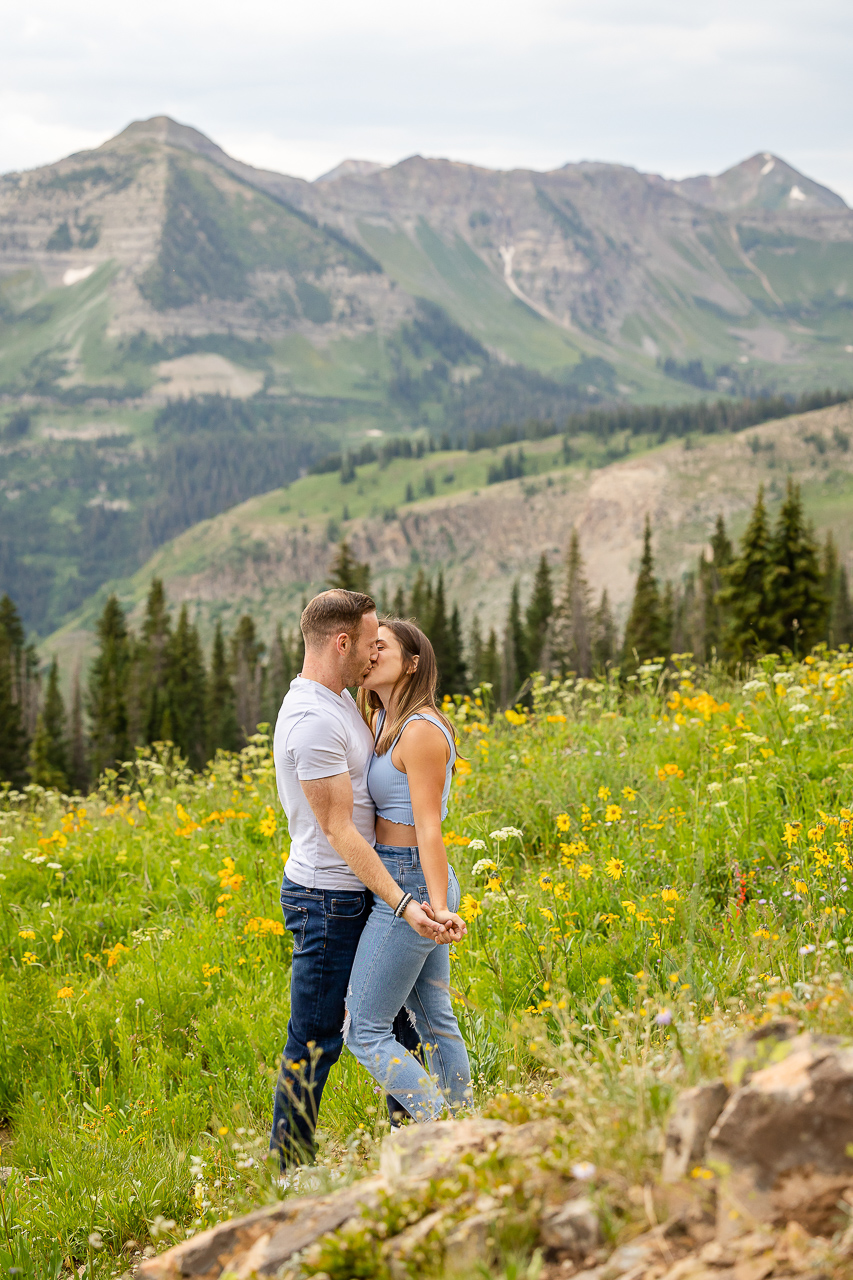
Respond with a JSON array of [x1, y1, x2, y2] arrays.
[[344, 844, 472, 1121]]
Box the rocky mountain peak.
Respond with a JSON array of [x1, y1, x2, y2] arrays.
[[668, 151, 847, 212], [100, 114, 230, 164], [314, 158, 386, 183]]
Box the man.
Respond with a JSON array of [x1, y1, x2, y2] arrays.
[[270, 588, 448, 1166]]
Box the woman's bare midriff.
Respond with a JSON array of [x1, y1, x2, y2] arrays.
[[375, 816, 418, 847]]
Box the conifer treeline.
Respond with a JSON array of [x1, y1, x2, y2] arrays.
[[1, 477, 851, 789], [0, 585, 308, 793]]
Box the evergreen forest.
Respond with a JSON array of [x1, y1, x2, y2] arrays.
[[1, 478, 850, 791]]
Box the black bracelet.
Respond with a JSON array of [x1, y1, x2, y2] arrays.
[[394, 892, 413, 918]]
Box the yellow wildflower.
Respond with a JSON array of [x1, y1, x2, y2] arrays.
[[661, 887, 679, 903], [57, 986, 74, 999], [555, 812, 571, 832], [598, 786, 611, 800], [578, 864, 593, 880], [622, 786, 637, 800], [604, 858, 624, 880], [459, 894, 482, 922], [605, 804, 623, 822], [18, 929, 35, 940]]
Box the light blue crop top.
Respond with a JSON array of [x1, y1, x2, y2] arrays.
[[367, 710, 456, 824]]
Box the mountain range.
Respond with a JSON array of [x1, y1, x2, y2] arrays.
[[1, 116, 853, 641]]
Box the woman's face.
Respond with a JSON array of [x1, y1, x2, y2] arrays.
[[362, 625, 412, 692]]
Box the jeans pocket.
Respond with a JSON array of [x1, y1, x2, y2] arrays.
[[330, 895, 366, 917], [280, 898, 309, 953]]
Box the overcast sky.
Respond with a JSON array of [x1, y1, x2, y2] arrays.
[[2, 0, 851, 199]]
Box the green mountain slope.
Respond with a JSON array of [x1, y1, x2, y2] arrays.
[[2, 119, 853, 639], [43, 400, 853, 680]]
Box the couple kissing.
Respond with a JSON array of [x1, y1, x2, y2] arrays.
[[269, 589, 472, 1169]]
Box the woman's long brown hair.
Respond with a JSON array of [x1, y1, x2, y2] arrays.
[[356, 618, 459, 762]]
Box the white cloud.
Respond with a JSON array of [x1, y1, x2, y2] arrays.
[[0, 94, 111, 173]]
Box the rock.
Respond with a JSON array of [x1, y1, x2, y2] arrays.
[[540, 1197, 600, 1258], [662, 1083, 730, 1182], [442, 1210, 499, 1274], [596, 1229, 672, 1277], [0, 1168, 12, 1186], [726, 1018, 801, 1087], [140, 1118, 515, 1279], [136, 1179, 383, 1279], [708, 1036, 853, 1233], [386, 1208, 448, 1280], [379, 1117, 509, 1182]]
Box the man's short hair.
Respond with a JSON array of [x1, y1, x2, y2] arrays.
[[301, 589, 376, 647]]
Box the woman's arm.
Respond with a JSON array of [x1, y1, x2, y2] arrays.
[[396, 719, 466, 928]]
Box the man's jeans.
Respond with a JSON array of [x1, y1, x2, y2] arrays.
[[270, 870, 419, 1167]]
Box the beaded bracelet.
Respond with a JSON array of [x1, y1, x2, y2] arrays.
[[394, 891, 413, 918]]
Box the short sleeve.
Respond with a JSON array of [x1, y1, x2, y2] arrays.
[[286, 711, 350, 781]]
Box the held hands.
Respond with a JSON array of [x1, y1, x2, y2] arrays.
[[431, 907, 467, 942], [402, 899, 467, 944]]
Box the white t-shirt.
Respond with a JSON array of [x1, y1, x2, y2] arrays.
[[273, 676, 376, 889]]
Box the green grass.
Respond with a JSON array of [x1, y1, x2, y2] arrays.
[[3, 652, 853, 1273]]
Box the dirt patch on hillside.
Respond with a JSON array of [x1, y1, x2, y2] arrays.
[[154, 354, 264, 399]]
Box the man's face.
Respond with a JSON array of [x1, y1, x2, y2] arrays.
[[340, 611, 379, 687]]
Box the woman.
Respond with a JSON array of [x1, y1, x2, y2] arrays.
[[345, 618, 472, 1122]]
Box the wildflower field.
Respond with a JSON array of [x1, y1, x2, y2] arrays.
[[4, 651, 853, 1276]]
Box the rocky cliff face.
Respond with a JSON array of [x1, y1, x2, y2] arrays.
[[1, 118, 852, 401]]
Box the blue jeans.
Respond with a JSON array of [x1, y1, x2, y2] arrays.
[[344, 845, 472, 1121], [270, 870, 421, 1167]]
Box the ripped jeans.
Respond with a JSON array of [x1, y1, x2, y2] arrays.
[[344, 844, 472, 1121]]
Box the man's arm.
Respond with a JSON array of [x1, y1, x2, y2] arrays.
[[300, 773, 447, 940]]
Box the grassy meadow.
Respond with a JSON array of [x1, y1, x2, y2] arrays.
[[4, 651, 853, 1275]]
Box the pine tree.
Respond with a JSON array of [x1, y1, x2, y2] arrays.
[[69, 667, 89, 794], [165, 607, 208, 769], [698, 515, 733, 660], [409, 570, 432, 628], [765, 480, 828, 655], [718, 489, 777, 661], [0, 598, 27, 786], [481, 628, 502, 693], [29, 659, 69, 790], [207, 621, 240, 756], [447, 604, 467, 695], [503, 582, 528, 701], [392, 585, 406, 617], [266, 625, 293, 720], [87, 595, 131, 776], [555, 529, 592, 676], [230, 615, 265, 743], [328, 540, 370, 593], [427, 574, 452, 693], [468, 614, 484, 685], [591, 590, 616, 670], [622, 518, 666, 670], [823, 535, 853, 648], [128, 578, 173, 745], [525, 555, 554, 674]]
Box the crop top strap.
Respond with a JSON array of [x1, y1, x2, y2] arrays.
[[390, 712, 456, 761]]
